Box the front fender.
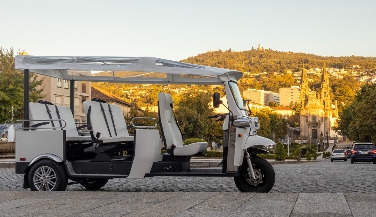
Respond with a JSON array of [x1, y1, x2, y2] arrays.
[[244, 135, 275, 149]]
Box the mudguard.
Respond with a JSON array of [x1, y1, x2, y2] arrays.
[[244, 135, 275, 149]]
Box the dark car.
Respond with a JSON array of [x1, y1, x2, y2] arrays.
[[344, 149, 352, 158], [351, 143, 376, 164]]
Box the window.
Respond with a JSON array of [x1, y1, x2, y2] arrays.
[[55, 96, 62, 104], [82, 82, 87, 93], [57, 79, 62, 88], [64, 97, 70, 105], [63, 80, 69, 89]]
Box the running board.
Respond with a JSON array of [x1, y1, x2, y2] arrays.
[[146, 168, 235, 177]]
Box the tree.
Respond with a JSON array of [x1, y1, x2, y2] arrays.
[[251, 108, 287, 141], [338, 84, 376, 143], [0, 48, 44, 123], [174, 92, 222, 145]]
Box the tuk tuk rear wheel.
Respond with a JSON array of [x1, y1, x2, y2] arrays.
[[28, 159, 67, 191], [234, 157, 275, 192]]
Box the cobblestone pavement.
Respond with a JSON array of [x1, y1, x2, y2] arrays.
[[1, 159, 375, 193]]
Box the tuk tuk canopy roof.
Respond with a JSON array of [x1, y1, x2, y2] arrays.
[[15, 56, 243, 84]]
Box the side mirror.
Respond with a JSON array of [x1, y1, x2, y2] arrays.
[[213, 92, 221, 108]]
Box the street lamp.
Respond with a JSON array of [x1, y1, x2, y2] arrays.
[[326, 131, 329, 148]]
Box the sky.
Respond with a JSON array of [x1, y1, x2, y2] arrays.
[[1, 0, 375, 61]]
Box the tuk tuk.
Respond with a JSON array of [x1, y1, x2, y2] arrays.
[[14, 55, 275, 192]]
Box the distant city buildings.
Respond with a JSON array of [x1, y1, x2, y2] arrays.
[[279, 86, 300, 107]]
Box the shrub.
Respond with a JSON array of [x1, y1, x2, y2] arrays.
[[183, 138, 205, 145], [274, 142, 286, 161], [295, 146, 302, 161], [204, 151, 223, 157], [312, 149, 317, 160], [306, 151, 312, 161]]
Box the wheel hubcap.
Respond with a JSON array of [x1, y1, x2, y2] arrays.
[[33, 166, 57, 191], [246, 168, 263, 186]]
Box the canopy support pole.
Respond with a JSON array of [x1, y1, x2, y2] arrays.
[[70, 80, 75, 118], [23, 69, 30, 128]]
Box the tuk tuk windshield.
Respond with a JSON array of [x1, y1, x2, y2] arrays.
[[228, 81, 245, 110]]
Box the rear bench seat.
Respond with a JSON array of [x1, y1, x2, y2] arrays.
[[83, 100, 134, 143], [29, 102, 91, 141]]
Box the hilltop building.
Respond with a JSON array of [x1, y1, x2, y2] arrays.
[[299, 64, 339, 145]]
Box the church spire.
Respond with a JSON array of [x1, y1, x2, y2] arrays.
[[300, 68, 309, 109], [321, 63, 331, 113]]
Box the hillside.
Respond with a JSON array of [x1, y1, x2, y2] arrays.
[[181, 47, 376, 74]]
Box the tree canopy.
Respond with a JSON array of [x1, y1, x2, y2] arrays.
[[0, 48, 44, 123], [338, 84, 376, 143]]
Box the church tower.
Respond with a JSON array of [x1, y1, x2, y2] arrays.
[[320, 63, 331, 135], [299, 68, 309, 109]]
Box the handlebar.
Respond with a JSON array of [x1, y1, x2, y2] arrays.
[[208, 114, 228, 122]]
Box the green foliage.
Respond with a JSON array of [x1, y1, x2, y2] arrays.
[[274, 142, 286, 161], [312, 149, 317, 160], [294, 146, 302, 161], [338, 84, 376, 143], [305, 151, 312, 161], [323, 151, 331, 158], [204, 151, 223, 158], [0, 48, 44, 123], [251, 108, 287, 141], [174, 92, 222, 144], [183, 138, 205, 145]]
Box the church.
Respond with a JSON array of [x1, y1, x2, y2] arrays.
[[299, 64, 339, 145]]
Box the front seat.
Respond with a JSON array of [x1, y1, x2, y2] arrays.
[[158, 92, 207, 156]]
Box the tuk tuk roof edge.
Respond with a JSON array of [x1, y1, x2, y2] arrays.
[[15, 55, 243, 84]]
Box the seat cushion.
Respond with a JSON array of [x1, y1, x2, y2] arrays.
[[173, 142, 208, 156]]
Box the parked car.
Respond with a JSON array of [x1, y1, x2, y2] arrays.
[[331, 149, 347, 162], [351, 143, 376, 164]]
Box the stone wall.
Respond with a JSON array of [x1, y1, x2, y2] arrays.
[[0, 142, 15, 154]]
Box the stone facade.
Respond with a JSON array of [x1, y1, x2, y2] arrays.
[[299, 64, 339, 144]]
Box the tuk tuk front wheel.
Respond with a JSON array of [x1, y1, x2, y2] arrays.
[[234, 157, 275, 192], [28, 159, 67, 191]]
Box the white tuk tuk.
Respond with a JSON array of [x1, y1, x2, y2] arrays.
[[14, 55, 275, 192]]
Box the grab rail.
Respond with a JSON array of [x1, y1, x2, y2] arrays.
[[130, 117, 158, 129], [17, 119, 67, 130]]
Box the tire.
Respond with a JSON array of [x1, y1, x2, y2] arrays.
[[28, 159, 67, 191], [344, 159, 347, 162], [80, 179, 108, 190], [234, 157, 275, 193], [331, 159, 333, 162], [351, 159, 355, 164]]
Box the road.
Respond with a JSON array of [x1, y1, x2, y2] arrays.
[[1, 159, 376, 216], [1, 159, 375, 193]]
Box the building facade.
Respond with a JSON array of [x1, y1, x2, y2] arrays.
[[299, 65, 339, 144], [279, 86, 300, 107], [36, 72, 91, 123]]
